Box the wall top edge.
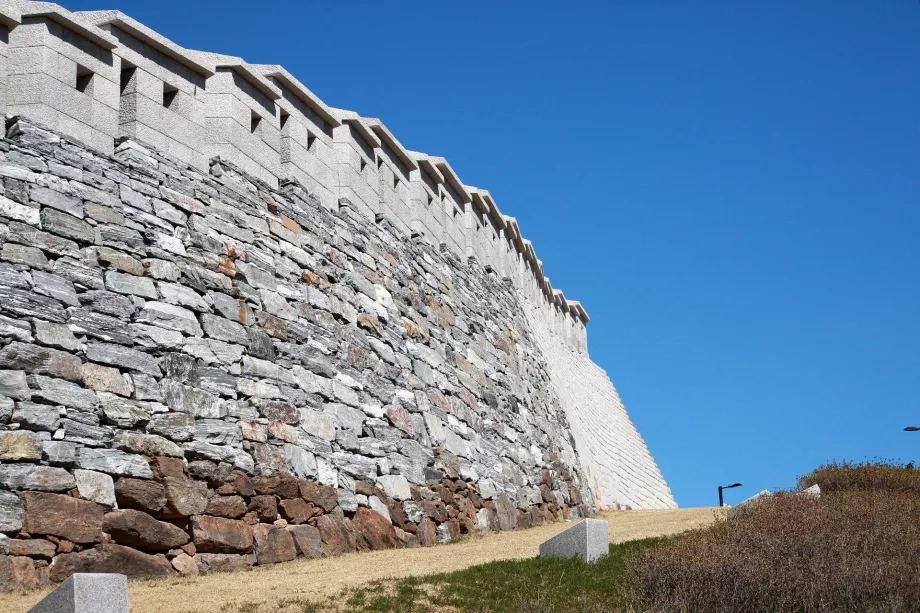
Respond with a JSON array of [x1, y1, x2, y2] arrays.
[[409, 152, 446, 184], [188, 49, 281, 101], [77, 9, 215, 78], [429, 156, 472, 204], [0, 0, 22, 29], [252, 64, 341, 128], [333, 109, 382, 149], [360, 118, 418, 172], [19, 1, 117, 49]]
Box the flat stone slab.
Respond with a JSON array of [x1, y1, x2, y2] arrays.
[[539, 518, 608, 563], [28, 573, 129, 613]]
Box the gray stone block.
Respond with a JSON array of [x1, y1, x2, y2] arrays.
[[539, 518, 609, 563], [27, 573, 129, 613]]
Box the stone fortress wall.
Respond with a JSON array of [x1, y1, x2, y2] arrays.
[[0, 0, 674, 589]]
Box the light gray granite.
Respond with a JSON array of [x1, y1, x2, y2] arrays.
[[27, 574, 129, 613], [539, 518, 609, 563]]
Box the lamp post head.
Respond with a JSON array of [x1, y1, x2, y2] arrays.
[[905, 426, 920, 432], [722, 483, 742, 489]]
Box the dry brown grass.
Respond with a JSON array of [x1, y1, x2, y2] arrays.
[[0, 508, 717, 613], [800, 459, 920, 494], [630, 490, 920, 613]]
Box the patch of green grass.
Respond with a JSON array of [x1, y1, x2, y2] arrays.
[[335, 537, 665, 613]]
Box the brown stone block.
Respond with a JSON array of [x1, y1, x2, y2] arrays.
[[102, 509, 189, 551], [352, 508, 402, 551], [287, 524, 322, 558], [0, 555, 44, 591], [252, 524, 296, 565], [279, 498, 317, 524], [49, 544, 175, 582], [416, 517, 437, 547], [299, 481, 338, 513], [206, 495, 247, 519], [248, 495, 278, 523], [316, 514, 355, 557], [115, 478, 167, 515], [22, 492, 104, 544], [191, 516, 254, 554], [161, 476, 208, 518]]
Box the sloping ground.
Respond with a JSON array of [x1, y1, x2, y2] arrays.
[[1, 508, 719, 613]]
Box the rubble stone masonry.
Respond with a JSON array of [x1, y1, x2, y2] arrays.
[[0, 0, 674, 591]]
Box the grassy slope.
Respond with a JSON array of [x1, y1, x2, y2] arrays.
[[0, 509, 718, 613]]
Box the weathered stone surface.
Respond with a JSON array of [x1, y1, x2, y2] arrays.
[[147, 412, 196, 442], [316, 514, 356, 556], [194, 552, 255, 575], [0, 369, 30, 400], [81, 362, 134, 396], [0, 555, 43, 591], [73, 469, 117, 507], [170, 551, 199, 576], [377, 475, 411, 501], [102, 509, 190, 551], [299, 481, 339, 513], [287, 524, 323, 558], [48, 544, 176, 582], [417, 517, 437, 547], [278, 498, 315, 524], [85, 342, 161, 377], [284, 444, 317, 480], [33, 320, 80, 351], [206, 496, 247, 519], [495, 493, 518, 532], [114, 430, 182, 458], [77, 447, 154, 479], [31, 375, 99, 410], [161, 477, 208, 518], [353, 507, 403, 551], [137, 302, 202, 336], [192, 516, 254, 554], [252, 524, 297, 565], [21, 493, 104, 544], [7, 538, 56, 560], [0, 342, 81, 381], [0, 465, 75, 491], [0, 431, 45, 461], [0, 491, 24, 533], [115, 478, 168, 515]]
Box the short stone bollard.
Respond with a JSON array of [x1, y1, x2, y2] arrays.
[[27, 574, 129, 613], [539, 518, 609, 563]]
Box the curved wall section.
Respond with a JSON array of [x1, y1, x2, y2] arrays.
[[524, 303, 675, 509]]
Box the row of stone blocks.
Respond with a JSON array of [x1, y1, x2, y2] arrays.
[[25, 519, 609, 612], [0, 0, 591, 346]]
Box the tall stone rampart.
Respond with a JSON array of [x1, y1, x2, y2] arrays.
[[0, 0, 674, 590]]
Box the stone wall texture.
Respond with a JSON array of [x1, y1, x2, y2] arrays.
[[0, 0, 674, 590]]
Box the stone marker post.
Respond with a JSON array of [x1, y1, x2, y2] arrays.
[[27, 574, 129, 613], [539, 518, 609, 563]]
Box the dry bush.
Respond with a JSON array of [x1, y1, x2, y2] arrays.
[[799, 459, 920, 494], [628, 489, 920, 613]]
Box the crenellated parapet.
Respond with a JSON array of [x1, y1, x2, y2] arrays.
[[1, 0, 590, 351]]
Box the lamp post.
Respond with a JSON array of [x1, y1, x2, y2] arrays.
[[718, 483, 742, 507]]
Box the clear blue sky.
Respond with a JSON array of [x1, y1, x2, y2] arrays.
[[68, 0, 920, 508]]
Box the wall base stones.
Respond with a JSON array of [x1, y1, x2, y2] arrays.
[[0, 117, 590, 590]]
